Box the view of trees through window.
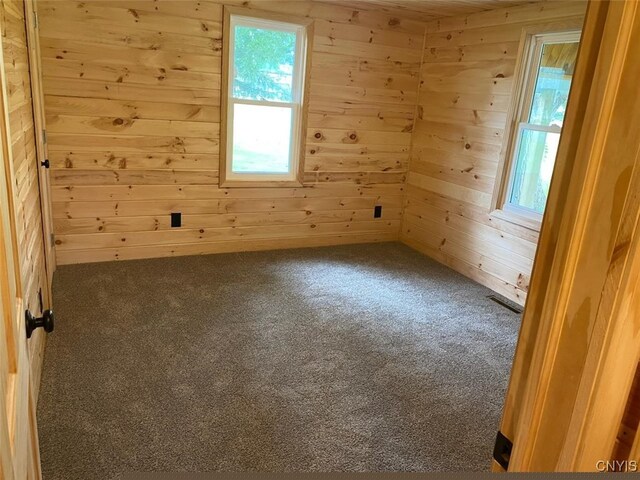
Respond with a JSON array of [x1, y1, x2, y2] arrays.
[[232, 25, 295, 102]]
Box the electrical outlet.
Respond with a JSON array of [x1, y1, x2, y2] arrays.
[[171, 212, 182, 228]]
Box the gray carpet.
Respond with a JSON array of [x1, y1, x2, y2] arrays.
[[37, 242, 520, 477]]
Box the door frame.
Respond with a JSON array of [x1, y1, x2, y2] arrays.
[[24, 0, 55, 306], [498, 0, 640, 471]]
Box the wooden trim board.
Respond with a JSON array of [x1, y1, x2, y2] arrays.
[[498, 0, 640, 470]]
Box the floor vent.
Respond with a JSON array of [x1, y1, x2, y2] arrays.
[[487, 295, 523, 314]]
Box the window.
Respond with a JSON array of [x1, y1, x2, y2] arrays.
[[220, 8, 312, 186], [496, 30, 580, 226]]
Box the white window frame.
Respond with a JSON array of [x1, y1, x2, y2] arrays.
[[220, 7, 312, 187], [492, 29, 581, 230]]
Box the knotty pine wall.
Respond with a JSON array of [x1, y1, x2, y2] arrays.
[[38, 0, 589, 306], [39, 0, 423, 264], [1, 0, 48, 398], [401, 1, 586, 306]]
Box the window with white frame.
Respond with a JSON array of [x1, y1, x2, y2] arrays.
[[221, 9, 311, 185], [499, 30, 581, 224]]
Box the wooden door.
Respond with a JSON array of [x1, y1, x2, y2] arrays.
[[496, 0, 640, 471], [0, 41, 41, 478], [1, 0, 52, 401]]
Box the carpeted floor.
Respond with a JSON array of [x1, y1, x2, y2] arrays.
[[38, 242, 520, 478]]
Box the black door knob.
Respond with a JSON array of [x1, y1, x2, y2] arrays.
[[25, 309, 54, 338], [41, 159, 50, 168]]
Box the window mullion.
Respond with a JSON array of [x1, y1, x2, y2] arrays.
[[518, 122, 562, 134], [231, 98, 297, 109]]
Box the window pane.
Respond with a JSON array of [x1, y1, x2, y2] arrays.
[[232, 103, 292, 174], [509, 127, 561, 214], [232, 25, 296, 102], [528, 41, 579, 127]]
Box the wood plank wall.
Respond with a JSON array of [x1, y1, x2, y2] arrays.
[[38, 0, 424, 264], [1, 0, 47, 399], [401, 1, 586, 305]]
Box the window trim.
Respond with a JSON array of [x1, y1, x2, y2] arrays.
[[219, 6, 313, 188], [491, 25, 582, 231]]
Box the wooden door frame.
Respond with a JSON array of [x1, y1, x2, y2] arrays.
[[498, 0, 640, 471], [24, 0, 55, 306]]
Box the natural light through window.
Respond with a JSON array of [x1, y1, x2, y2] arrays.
[[502, 31, 580, 222], [222, 10, 310, 185]]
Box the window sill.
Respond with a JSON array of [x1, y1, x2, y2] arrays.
[[490, 208, 542, 232], [219, 178, 304, 189]]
